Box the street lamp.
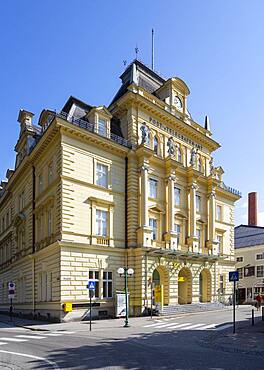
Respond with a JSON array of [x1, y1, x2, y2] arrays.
[[117, 267, 134, 327]]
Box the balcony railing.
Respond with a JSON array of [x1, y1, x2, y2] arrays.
[[43, 111, 132, 149], [219, 182, 242, 197]]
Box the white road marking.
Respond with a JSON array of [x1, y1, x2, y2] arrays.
[[169, 323, 192, 329], [16, 335, 46, 339], [197, 323, 217, 330], [154, 322, 179, 329], [144, 321, 167, 327], [55, 331, 75, 334], [180, 323, 206, 330], [214, 324, 233, 331], [0, 350, 59, 369], [0, 337, 27, 342], [44, 333, 63, 336], [0, 342, 7, 345]]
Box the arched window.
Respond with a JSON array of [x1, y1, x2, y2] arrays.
[[198, 157, 202, 172], [153, 136, 158, 155], [177, 147, 182, 163]]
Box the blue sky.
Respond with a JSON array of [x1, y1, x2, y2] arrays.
[[0, 0, 263, 225]]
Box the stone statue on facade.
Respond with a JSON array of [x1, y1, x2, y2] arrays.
[[167, 137, 175, 156], [140, 124, 148, 144], [190, 147, 198, 167]]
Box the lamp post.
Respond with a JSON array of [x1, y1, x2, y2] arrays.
[[117, 267, 134, 327]]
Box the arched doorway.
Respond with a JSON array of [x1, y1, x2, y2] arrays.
[[152, 266, 169, 306], [178, 267, 192, 304], [199, 269, 212, 302]]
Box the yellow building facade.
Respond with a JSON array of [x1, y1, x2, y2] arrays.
[[0, 60, 240, 321]]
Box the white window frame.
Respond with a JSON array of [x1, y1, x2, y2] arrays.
[[149, 218, 157, 241], [216, 235, 223, 255], [196, 194, 201, 213], [96, 163, 108, 188], [103, 271, 113, 299], [174, 224, 181, 245], [98, 117, 107, 137], [257, 265, 264, 277], [96, 210, 108, 237], [149, 178, 158, 199], [174, 187, 181, 206], [236, 256, 243, 262]]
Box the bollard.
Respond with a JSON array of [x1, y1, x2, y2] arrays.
[[262, 306, 264, 321], [252, 308, 255, 326]]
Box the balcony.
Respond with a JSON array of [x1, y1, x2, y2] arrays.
[[43, 111, 132, 149]]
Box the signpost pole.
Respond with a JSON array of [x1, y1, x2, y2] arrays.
[[10, 298, 13, 322], [89, 293, 92, 332], [150, 282, 153, 319], [233, 280, 236, 334]]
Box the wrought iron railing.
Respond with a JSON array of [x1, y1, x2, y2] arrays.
[[219, 182, 242, 197], [43, 111, 132, 149]]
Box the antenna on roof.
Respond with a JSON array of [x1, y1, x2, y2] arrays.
[[135, 46, 139, 60], [123, 60, 127, 67], [151, 28, 155, 70]]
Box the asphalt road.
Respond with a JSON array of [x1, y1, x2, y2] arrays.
[[0, 306, 261, 370]]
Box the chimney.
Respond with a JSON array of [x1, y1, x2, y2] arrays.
[[248, 192, 258, 226]]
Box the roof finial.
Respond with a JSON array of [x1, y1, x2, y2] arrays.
[[135, 46, 139, 60], [204, 115, 211, 131], [151, 28, 155, 70]]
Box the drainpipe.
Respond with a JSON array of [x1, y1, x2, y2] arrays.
[[32, 166, 36, 314]]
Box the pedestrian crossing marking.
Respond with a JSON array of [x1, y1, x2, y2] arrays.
[[155, 322, 180, 329], [43, 333, 63, 336], [0, 342, 7, 346], [169, 323, 192, 329], [181, 323, 206, 330], [0, 337, 27, 342], [197, 323, 216, 330], [16, 335, 46, 339]]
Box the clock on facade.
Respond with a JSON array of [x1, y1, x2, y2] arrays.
[[174, 96, 182, 109]]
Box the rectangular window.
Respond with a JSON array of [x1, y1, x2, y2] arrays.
[[219, 274, 225, 294], [48, 163, 53, 184], [103, 271, 113, 298], [216, 235, 223, 255], [98, 118, 107, 136], [237, 268, 243, 280], [256, 253, 264, 260], [257, 265, 264, 277], [48, 210, 52, 237], [216, 205, 222, 221], [96, 210, 107, 236], [149, 218, 157, 241], [39, 174, 43, 193], [174, 187, 181, 206], [149, 179, 158, 198], [174, 224, 181, 245], [244, 266, 255, 277], [196, 229, 202, 251], [89, 270, 99, 298], [96, 163, 108, 188], [236, 256, 243, 262], [196, 195, 201, 213]]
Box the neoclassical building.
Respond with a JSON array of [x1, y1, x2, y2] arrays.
[[0, 60, 241, 320]]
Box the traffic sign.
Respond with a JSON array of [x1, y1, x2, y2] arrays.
[[8, 282, 15, 296], [229, 271, 239, 282], [87, 281, 95, 290]]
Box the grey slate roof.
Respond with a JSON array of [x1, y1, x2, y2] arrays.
[[235, 225, 264, 248]]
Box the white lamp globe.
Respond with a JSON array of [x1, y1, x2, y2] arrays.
[[127, 268, 134, 276], [117, 267, 125, 275]]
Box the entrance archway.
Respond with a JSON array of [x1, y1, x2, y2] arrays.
[[178, 267, 192, 304], [199, 269, 212, 302], [152, 266, 169, 306]]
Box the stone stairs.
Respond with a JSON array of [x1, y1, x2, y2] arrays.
[[160, 302, 228, 316]]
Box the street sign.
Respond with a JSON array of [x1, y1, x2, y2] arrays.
[[229, 271, 239, 282], [8, 282, 15, 298], [87, 281, 95, 290]]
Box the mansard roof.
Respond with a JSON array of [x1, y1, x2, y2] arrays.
[[235, 224, 264, 248]]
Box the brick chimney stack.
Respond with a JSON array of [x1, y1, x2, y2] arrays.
[[248, 192, 258, 226]]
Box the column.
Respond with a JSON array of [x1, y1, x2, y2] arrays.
[[109, 205, 114, 246], [140, 164, 149, 227], [168, 174, 175, 233], [207, 189, 217, 254], [189, 183, 198, 237]]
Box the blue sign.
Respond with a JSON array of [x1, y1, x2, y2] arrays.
[[87, 281, 95, 290], [229, 271, 239, 282]]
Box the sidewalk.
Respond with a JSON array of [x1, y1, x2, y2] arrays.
[[203, 318, 264, 358]]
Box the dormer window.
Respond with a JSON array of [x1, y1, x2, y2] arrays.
[[174, 96, 182, 110], [98, 118, 107, 137]]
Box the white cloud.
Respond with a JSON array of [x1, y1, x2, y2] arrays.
[[257, 212, 264, 226]]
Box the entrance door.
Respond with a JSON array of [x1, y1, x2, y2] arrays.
[[199, 269, 212, 302], [178, 268, 192, 304]]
